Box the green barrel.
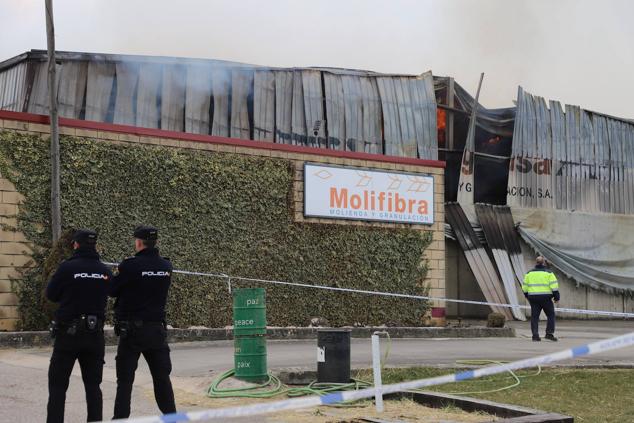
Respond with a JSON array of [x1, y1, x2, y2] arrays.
[[232, 288, 266, 336], [234, 336, 268, 382]]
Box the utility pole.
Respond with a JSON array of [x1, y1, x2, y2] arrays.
[[45, 0, 62, 242]]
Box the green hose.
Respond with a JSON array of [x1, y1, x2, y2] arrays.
[[207, 333, 539, 402], [207, 369, 286, 398], [208, 333, 391, 401], [207, 369, 371, 403], [422, 359, 542, 396]]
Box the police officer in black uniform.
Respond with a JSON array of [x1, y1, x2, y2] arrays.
[[46, 229, 112, 423], [110, 225, 177, 419]]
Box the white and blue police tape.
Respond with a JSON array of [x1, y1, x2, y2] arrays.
[[105, 330, 634, 422], [103, 262, 634, 319]]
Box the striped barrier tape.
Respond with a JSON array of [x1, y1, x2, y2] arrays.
[[103, 262, 634, 318], [105, 330, 634, 422]]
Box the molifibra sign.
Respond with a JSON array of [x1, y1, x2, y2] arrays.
[[304, 163, 434, 224]]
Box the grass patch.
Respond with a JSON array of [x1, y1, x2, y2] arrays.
[[354, 367, 634, 423]]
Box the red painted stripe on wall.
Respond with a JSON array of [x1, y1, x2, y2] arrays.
[[0, 110, 445, 169]]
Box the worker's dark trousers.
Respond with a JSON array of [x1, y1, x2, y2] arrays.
[[528, 295, 556, 337], [113, 323, 176, 419], [47, 330, 105, 423]]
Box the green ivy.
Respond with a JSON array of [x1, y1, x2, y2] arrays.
[[0, 130, 432, 330]]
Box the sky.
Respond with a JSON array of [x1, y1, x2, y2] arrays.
[[1, 0, 632, 118]]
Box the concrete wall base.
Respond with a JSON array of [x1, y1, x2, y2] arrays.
[[0, 325, 515, 348]]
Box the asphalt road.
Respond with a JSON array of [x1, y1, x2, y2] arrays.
[[0, 320, 632, 422]]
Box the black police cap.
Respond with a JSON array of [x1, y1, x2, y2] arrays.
[[134, 225, 158, 241], [72, 229, 98, 245]]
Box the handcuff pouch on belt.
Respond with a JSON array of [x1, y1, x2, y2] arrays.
[[82, 314, 99, 332]]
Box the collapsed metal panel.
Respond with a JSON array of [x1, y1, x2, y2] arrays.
[[510, 87, 634, 215], [623, 120, 634, 214], [493, 206, 526, 286], [230, 70, 253, 140], [376, 77, 406, 157], [302, 70, 326, 148], [135, 63, 162, 129], [85, 62, 115, 122], [384, 73, 437, 159], [57, 62, 87, 119], [161, 65, 186, 131], [324, 73, 346, 151], [274, 71, 293, 144], [377, 75, 436, 159], [407, 75, 438, 160], [0, 62, 27, 112], [253, 71, 275, 142], [340, 75, 362, 152], [475, 204, 525, 320], [184, 64, 212, 135], [394, 77, 417, 157], [414, 74, 438, 160], [445, 202, 513, 319], [113, 62, 139, 126], [27, 61, 52, 115], [211, 68, 230, 137], [339, 75, 383, 154], [359, 77, 383, 154], [0, 71, 6, 110], [549, 100, 566, 210], [290, 71, 307, 145]]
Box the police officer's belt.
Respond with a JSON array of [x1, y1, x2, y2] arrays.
[[58, 315, 104, 329], [51, 315, 104, 337], [118, 320, 165, 328]]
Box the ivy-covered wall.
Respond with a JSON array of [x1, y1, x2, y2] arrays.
[[0, 130, 432, 330]]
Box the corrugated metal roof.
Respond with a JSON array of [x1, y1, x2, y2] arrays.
[[0, 50, 438, 160], [509, 87, 634, 214]]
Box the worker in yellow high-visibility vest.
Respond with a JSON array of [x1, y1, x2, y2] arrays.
[[522, 256, 560, 342]]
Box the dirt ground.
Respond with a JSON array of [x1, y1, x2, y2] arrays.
[[167, 378, 496, 423]]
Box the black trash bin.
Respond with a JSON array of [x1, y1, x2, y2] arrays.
[[317, 329, 351, 383]]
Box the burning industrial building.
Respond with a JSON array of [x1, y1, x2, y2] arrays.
[[0, 49, 632, 331]]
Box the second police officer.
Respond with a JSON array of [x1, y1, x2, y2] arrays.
[[109, 225, 177, 419], [46, 229, 112, 423]]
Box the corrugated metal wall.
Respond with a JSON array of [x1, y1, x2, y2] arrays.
[[0, 62, 28, 112], [0, 54, 438, 160], [509, 87, 634, 214]]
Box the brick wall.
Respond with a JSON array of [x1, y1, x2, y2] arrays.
[[0, 173, 33, 331], [0, 114, 446, 328]]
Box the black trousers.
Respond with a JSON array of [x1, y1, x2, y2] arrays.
[[47, 330, 105, 423], [113, 323, 176, 419], [529, 296, 556, 337]]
